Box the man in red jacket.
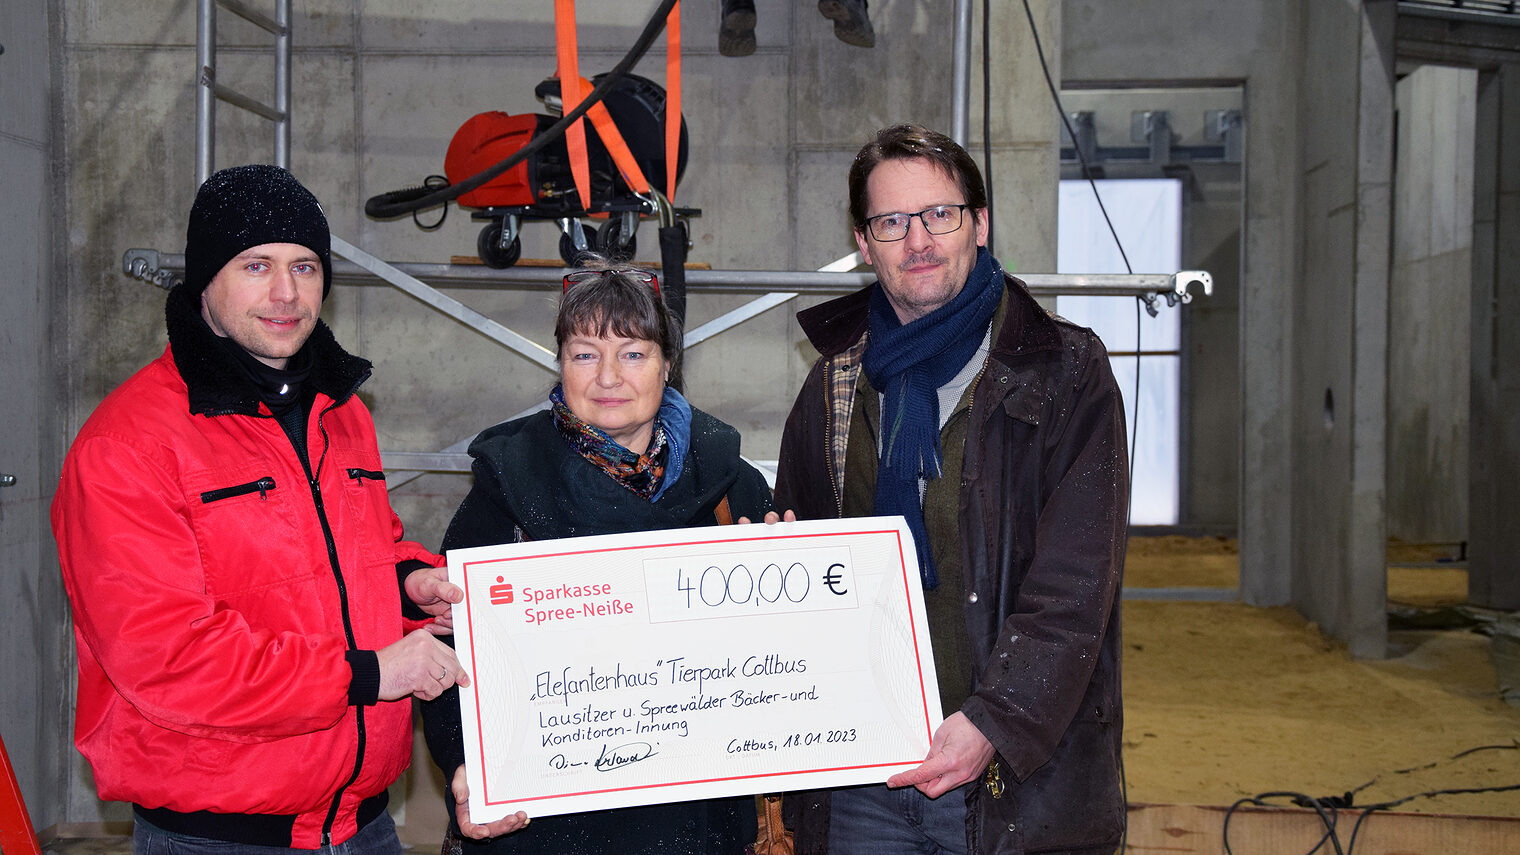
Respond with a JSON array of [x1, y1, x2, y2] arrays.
[[52, 165, 518, 853]]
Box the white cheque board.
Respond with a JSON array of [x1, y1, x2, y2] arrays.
[[447, 516, 942, 822]]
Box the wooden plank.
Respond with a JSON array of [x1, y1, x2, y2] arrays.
[[1124, 802, 1520, 853]]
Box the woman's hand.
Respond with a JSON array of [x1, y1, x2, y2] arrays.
[[452, 765, 530, 839], [737, 509, 798, 525]]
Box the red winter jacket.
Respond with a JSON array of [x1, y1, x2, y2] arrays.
[[52, 288, 438, 847]]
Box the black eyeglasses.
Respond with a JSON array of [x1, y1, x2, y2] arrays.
[[562, 268, 660, 296], [861, 204, 970, 242]]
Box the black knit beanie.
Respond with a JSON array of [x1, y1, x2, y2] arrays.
[[184, 164, 333, 299]]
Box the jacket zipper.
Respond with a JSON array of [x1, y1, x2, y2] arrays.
[[963, 359, 992, 432], [308, 400, 367, 847], [346, 467, 385, 482], [199, 477, 276, 503]]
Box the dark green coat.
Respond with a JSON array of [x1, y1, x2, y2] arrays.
[[775, 274, 1128, 855]]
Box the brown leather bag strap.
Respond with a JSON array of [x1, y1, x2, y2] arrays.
[[715, 494, 733, 525], [745, 794, 793, 855]]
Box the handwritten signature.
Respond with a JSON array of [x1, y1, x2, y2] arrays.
[[548, 753, 587, 770], [595, 741, 657, 771]]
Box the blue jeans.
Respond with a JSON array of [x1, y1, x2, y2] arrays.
[[133, 810, 402, 855], [828, 783, 969, 855]]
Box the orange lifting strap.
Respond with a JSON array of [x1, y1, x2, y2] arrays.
[[554, 0, 682, 211], [0, 733, 42, 855], [663, 1, 681, 201]]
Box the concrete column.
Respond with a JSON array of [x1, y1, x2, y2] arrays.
[[1345, 0, 1395, 659], [1388, 66, 1475, 545], [1469, 62, 1520, 610], [1289, 0, 1394, 659], [0, 0, 73, 833], [1236, 5, 1304, 609]]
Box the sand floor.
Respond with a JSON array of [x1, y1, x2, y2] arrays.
[[1123, 536, 1520, 818]]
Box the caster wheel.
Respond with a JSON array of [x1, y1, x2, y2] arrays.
[[476, 223, 521, 269], [597, 219, 637, 262], [559, 229, 590, 265]]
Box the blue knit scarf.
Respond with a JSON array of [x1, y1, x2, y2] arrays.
[[549, 385, 693, 501], [863, 247, 1003, 588]]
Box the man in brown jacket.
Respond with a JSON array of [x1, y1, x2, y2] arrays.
[[774, 124, 1129, 855]]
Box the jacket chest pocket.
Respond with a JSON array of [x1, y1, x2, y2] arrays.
[[325, 458, 403, 623], [346, 467, 385, 483], [190, 473, 311, 597], [331, 456, 401, 562], [335, 461, 393, 536]]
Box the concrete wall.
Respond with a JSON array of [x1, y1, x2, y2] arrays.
[[1066, 0, 1435, 656], [1394, 0, 1520, 628], [46, 0, 1062, 831], [1064, 0, 1302, 600], [1470, 61, 1520, 610], [0, 0, 74, 835], [1290, 0, 1394, 659], [1388, 65, 1475, 545]]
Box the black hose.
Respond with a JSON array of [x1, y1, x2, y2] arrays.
[[659, 224, 688, 325], [364, 0, 679, 219], [659, 223, 688, 392]]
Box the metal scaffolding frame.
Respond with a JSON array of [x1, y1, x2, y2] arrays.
[[196, 0, 292, 187], [164, 0, 1215, 482], [124, 249, 1212, 304], [123, 246, 1212, 480]]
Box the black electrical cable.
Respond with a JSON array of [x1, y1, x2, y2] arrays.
[[1018, 0, 1130, 275], [1344, 807, 1375, 854], [1349, 740, 1519, 799], [1225, 743, 1520, 855], [411, 175, 451, 230], [1223, 792, 1346, 855], [1017, 0, 1143, 488], [982, 0, 994, 254], [1344, 779, 1520, 853], [1018, 4, 1139, 850], [364, 0, 678, 219], [1349, 780, 1520, 818], [1133, 295, 1142, 480]]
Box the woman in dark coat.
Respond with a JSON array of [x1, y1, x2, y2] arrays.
[[422, 259, 772, 855]]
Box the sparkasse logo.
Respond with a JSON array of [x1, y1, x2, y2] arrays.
[[490, 576, 514, 605]]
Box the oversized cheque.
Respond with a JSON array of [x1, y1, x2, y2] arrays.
[[447, 516, 942, 822]]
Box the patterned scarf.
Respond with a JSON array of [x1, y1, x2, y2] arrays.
[[550, 385, 693, 500], [863, 247, 1003, 588]]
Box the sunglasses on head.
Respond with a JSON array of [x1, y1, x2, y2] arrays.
[[562, 268, 660, 297]]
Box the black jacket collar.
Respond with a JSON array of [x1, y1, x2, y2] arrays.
[[796, 270, 1062, 361], [164, 283, 372, 417]]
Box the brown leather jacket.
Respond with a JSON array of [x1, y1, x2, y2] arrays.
[[774, 274, 1129, 855]]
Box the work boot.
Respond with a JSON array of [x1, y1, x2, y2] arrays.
[[719, 0, 757, 57], [818, 0, 874, 48]]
